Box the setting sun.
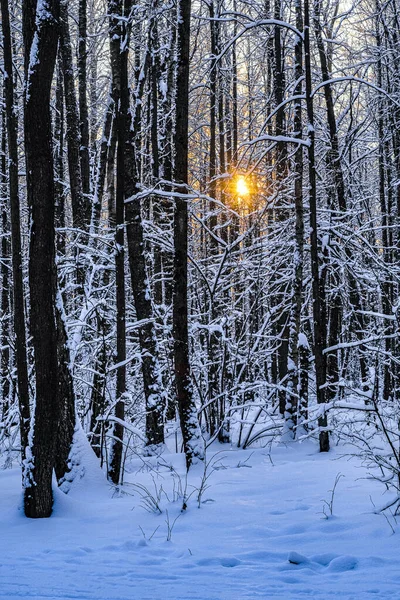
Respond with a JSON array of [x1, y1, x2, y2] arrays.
[[236, 176, 250, 197]]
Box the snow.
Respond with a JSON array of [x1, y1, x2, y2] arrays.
[[159, 78, 168, 101], [298, 332, 310, 349], [1, 442, 399, 599]]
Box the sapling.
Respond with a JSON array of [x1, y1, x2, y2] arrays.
[[320, 472, 344, 518], [165, 509, 182, 541], [195, 451, 226, 508], [138, 525, 160, 541]]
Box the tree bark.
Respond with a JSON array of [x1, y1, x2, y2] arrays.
[[285, 0, 304, 436], [92, 95, 114, 230], [313, 0, 368, 394], [0, 104, 11, 419], [1, 0, 31, 459], [107, 0, 127, 485], [304, 0, 329, 451], [23, 0, 61, 517], [54, 59, 66, 254], [273, 0, 290, 416], [78, 0, 92, 202], [124, 8, 166, 450], [54, 296, 76, 484], [59, 0, 90, 232], [173, 0, 204, 467]]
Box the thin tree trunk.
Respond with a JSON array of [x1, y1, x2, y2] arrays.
[[1, 0, 31, 459], [273, 0, 290, 416], [107, 0, 127, 485], [59, 0, 89, 232], [304, 0, 329, 451], [232, 0, 238, 166], [54, 295, 76, 484], [285, 0, 304, 437], [89, 311, 108, 458], [206, 0, 220, 437], [54, 59, 66, 254], [0, 105, 11, 419], [173, 0, 204, 467], [375, 5, 395, 400], [78, 0, 92, 203], [92, 95, 114, 230], [313, 0, 368, 393], [107, 119, 117, 227]]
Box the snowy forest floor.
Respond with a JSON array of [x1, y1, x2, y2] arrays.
[[1, 441, 400, 600]]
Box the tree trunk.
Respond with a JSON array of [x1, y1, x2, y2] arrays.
[[107, 0, 127, 485], [304, 0, 329, 451], [23, 0, 61, 518], [313, 0, 368, 394], [1, 0, 31, 459], [78, 0, 92, 203], [124, 8, 166, 451], [59, 0, 88, 232], [92, 95, 114, 230], [54, 59, 66, 254], [54, 295, 76, 484], [285, 0, 304, 437], [173, 0, 204, 467], [0, 105, 11, 419], [273, 0, 290, 416]]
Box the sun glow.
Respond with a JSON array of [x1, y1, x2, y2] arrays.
[[236, 176, 250, 197]]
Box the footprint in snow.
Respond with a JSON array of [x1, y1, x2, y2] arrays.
[[197, 556, 241, 568], [294, 503, 310, 511], [288, 551, 311, 566]]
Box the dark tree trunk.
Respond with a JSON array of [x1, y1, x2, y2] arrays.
[[78, 0, 92, 201], [107, 118, 117, 227], [232, 0, 238, 165], [159, 18, 176, 420], [59, 0, 89, 232], [149, 4, 168, 315], [209, 0, 217, 205], [92, 95, 114, 230], [304, 0, 329, 452], [375, 6, 395, 400], [23, 0, 61, 517], [124, 8, 165, 450], [273, 0, 290, 416], [206, 0, 220, 438], [313, 0, 368, 394], [0, 106, 11, 419], [54, 296, 76, 484], [107, 0, 127, 485], [54, 60, 66, 254], [286, 0, 304, 436], [89, 311, 108, 458], [1, 0, 31, 458], [173, 0, 204, 467], [150, 11, 160, 182]]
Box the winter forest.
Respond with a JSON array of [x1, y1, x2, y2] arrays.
[[1, 0, 400, 597]]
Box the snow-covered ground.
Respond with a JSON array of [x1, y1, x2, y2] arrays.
[[1, 442, 399, 600]]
